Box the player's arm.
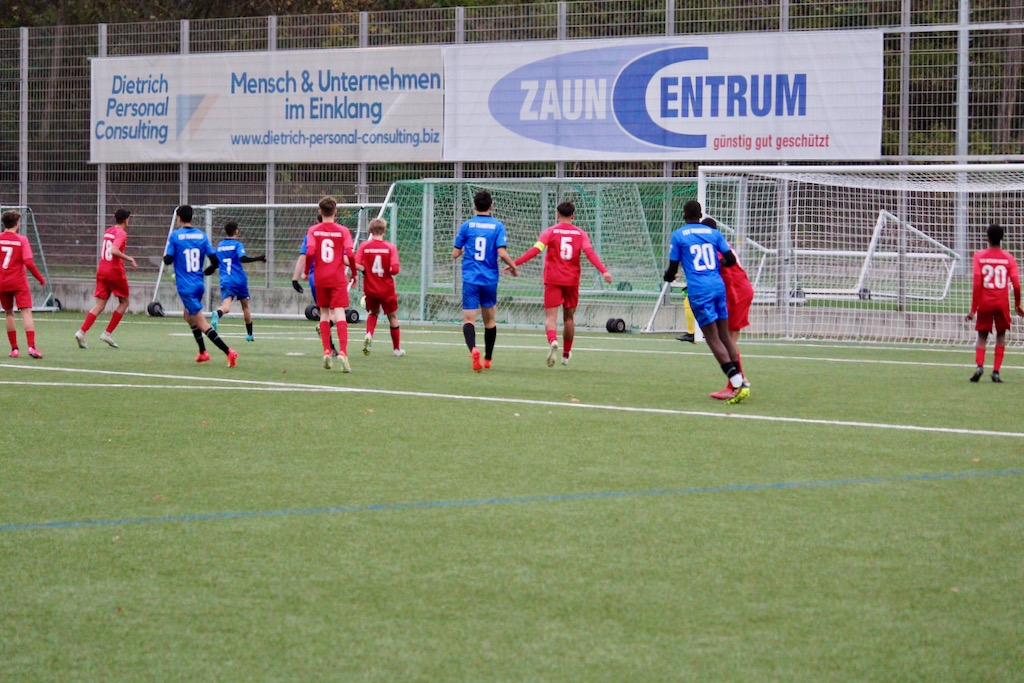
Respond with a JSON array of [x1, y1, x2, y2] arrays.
[[581, 236, 613, 283], [514, 230, 549, 266], [292, 253, 306, 292], [240, 255, 266, 264], [354, 244, 366, 273], [663, 260, 680, 282], [24, 258, 45, 285], [203, 254, 219, 276], [498, 246, 518, 277], [720, 250, 737, 268], [390, 243, 400, 276], [1011, 259, 1023, 316], [109, 242, 138, 270], [966, 256, 982, 320]]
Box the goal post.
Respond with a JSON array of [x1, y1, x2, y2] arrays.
[[150, 203, 392, 318], [379, 178, 697, 330], [0, 206, 60, 312], [690, 164, 1024, 344]]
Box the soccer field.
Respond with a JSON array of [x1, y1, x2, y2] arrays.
[[1, 314, 1022, 681]]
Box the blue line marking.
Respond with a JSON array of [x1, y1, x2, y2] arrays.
[[2, 469, 1022, 533]]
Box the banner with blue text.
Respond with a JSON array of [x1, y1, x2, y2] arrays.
[[90, 47, 444, 163], [444, 31, 882, 161]]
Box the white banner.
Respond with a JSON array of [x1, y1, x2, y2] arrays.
[[444, 31, 883, 161], [90, 47, 443, 163]]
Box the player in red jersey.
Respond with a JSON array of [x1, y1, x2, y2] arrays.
[[511, 201, 612, 367], [703, 217, 756, 400], [355, 217, 404, 358], [75, 208, 137, 349], [965, 222, 1023, 382], [0, 210, 46, 358], [304, 196, 358, 372]]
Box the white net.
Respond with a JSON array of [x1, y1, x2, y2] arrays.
[[691, 164, 1024, 344]]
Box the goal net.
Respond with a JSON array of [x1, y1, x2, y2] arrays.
[[151, 203, 390, 318], [379, 178, 696, 330], [686, 164, 1024, 345], [0, 206, 59, 312]]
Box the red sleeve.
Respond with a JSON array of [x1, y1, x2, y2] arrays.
[[25, 259, 45, 284], [970, 253, 982, 314], [354, 242, 367, 270], [514, 246, 541, 267], [1011, 256, 1022, 307], [582, 245, 609, 275], [390, 242, 400, 275], [345, 229, 357, 279]]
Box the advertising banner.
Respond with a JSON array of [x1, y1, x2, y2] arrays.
[[444, 31, 882, 161], [90, 47, 443, 163]]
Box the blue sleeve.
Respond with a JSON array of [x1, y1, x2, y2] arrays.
[[669, 233, 683, 262], [496, 223, 508, 249], [164, 236, 174, 257], [237, 241, 246, 258], [454, 223, 467, 249], [300, 235, 308, 255]]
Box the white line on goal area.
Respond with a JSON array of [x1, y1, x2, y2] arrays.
[[2, 364, 1022, 440]]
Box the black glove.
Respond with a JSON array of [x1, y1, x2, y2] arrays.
[[292, 280, 304, 293], [204, 264, 217, 276]]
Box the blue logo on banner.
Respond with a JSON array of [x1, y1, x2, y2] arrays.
[[488, 44, 808, 152]]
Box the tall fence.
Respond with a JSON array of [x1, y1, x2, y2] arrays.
[[1, 0, 1022, 284]]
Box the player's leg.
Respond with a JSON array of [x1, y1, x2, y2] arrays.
[[480, 304, 496, 371], [462, 285, 480, 353], [331, 306, 351, 372], [4, 302, 17, 356], [480, 284, 499, 367], [212, 295, 233, 331], [195, 309, 235, 365], [385, 307, 403, 356], [100, 294, 129, 347], [317, 288, 335, 366], [364, 299, 380, 355], [972, 316, 990, 381], [18, 293, 40, 358], [992, 311, 1009, 382], [544, 305, 560, 367], [77, 295, 108, 348], [240, 298, 254, 341], [561, 306, 576, 366]]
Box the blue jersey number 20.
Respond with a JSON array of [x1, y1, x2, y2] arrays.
[[689, 243, 717, 272]]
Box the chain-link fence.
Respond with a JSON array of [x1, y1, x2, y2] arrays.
[[1, 1, 1022, 281]]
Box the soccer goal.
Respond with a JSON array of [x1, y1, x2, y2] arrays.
[[680, 164, 1024, 344], [0, 206, 60, 312], [150, 203, 392, 319], [378, 178, 696, 329]]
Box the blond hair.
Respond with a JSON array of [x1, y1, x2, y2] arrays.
[[368, 217, 387, 236]]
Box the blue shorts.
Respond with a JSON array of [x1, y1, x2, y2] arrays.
[[220, 283, 250, 301], [177, 287, 205, 316], [689, 291, 729, 328], [462, 282, 498, 311]]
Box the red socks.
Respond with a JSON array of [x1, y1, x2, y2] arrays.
[[81, 312, 97, 333], [975, 347, 986, 367], [319, 320, 332, 354], [546, 329, 557, 344], [106, 312, 123, 334], [7, 330, 16, 349], [366, 314, 378, 337], [26, 331, 35, 348], [390, 326, 401, 350], [994, 346, 1005, 372]]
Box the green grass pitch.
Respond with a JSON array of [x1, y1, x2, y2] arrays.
[[1, 313, 1022, 681]]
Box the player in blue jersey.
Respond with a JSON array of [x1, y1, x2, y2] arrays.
[[663, 200, 747, 404], [452, 191, 518, 371], [163, 205, 238, 367], [208, 221, 266, 341]]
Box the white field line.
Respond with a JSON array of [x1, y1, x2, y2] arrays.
[[1, 364, 1023, 440]]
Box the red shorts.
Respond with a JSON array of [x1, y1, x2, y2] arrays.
[[94, 276, 129, 300], [544, 283, 579, 310], [727, 291, 754, 332], [975, 307, 1011, 333], [0, 289, 33, 311], [315, 285, 350, 311], [364, 293, 398, 315]]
